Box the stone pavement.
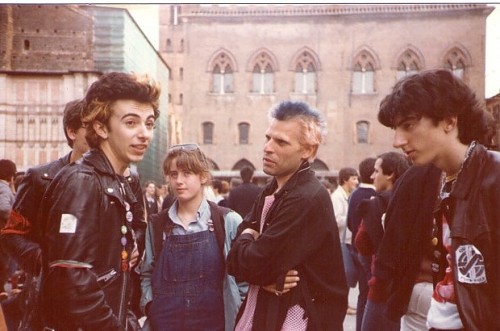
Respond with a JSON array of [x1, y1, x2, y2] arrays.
[[344, 284, 359, 331]]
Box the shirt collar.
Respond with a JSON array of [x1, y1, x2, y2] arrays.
[[168, 198, 210, 228], [358, 183, 376, 190], [335, 185, 349, 200]]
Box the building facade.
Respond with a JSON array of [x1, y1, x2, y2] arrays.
[[159, 4, 493, 179], [0, 4, 170, 184], [486, 92, 500, 150]]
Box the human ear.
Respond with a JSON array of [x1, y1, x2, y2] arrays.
[[200, 174, 209, 185], [301, 144, 316, 161], [443, 116, 458, 133], [93, 121, 108, 139], [387, 172, 395, 183], [66, 127, 77, 141]]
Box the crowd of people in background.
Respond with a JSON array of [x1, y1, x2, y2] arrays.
[[0, 68, 499, 331]]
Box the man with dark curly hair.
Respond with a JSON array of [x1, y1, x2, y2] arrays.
[[375, 69, 499, 331]]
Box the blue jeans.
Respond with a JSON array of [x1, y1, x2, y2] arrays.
[[361, 300, 400, 331]]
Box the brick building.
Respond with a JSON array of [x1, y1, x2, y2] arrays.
[[159, 4, 493, 181], [0, 4, 170, 184]]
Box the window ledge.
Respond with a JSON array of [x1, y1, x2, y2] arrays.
[[351, 91, 378, 96], [208, 92, 234, 96], [247, 92, 276, 96]]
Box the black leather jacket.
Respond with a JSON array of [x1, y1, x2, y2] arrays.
[[228, 161, 348, 330], [3, 152, 146, 277], [2, 153, 72, 273], [434, 143, 500, 331], [39, 149, 139, 330]]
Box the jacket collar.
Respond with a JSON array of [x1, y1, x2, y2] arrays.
[[263, 160, 311, 198], [80, 149, 138, 205], [80, 148, 116, 177], [451, 142, 487, 200], [61, 152, 72, 165]]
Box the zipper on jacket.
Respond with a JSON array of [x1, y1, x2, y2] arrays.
[[96, 269, 118, 287], [117, 270, 128, 327]]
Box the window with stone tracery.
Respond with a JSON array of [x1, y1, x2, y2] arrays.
[[396, 49, 422, 81], [294, 52, 317, 94], [211, 52, 234, 94], [250, 51, 275, 94], [352, 50, 376, 94], [443, 48, 468, 80]]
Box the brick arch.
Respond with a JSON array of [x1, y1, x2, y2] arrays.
[[232, 158, 256, 171], [311, 158, 329, 171], [208, 158, 220, 171]]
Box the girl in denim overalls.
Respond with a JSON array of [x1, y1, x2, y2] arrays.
[[140, 144, 246, 331]]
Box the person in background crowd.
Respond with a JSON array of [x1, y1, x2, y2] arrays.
[[331, 167, 359, 315], [211, 179, 226, 205], [144, 180, 159, 220], [140, 143, 245, 331], [228, 100, 348, 330], [346, 156, 377, 331], [227, 166, 262, 219], [38, 72, 160, 330], [229, 177, 243, 191], [376, 69, 500, 330], [331, 167, 359, 241], [161, 183, 176, 211], [0, 159, 17, 296], [217, 180, 230, 207], [354, 151, 410, 331], [372, 164, 441, 331], [13, 172, 25, 193], [1, 100, 88, 330], [156, 184, 167, 209]]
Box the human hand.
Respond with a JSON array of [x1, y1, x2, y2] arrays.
[[129, 244, 139, 269], [262, 269, 300, 296], [242, 228, 260, 240]]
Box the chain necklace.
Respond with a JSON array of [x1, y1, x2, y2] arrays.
[[439, 141, 476, 200]]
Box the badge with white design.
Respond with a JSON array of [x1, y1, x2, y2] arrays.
[[59, 214, 77, 233], [455, 244, 487, 284]]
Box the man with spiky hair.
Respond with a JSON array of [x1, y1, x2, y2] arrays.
[[228, 100, 348, 330]]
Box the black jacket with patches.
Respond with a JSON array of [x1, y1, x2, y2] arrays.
[[436, 144, 500, 331], [39, 149, 139, 330]]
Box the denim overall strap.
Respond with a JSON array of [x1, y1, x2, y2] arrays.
[[150, 230, 225, 331]]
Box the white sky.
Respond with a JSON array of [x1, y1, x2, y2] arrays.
[[485, 3, 500, 97]]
